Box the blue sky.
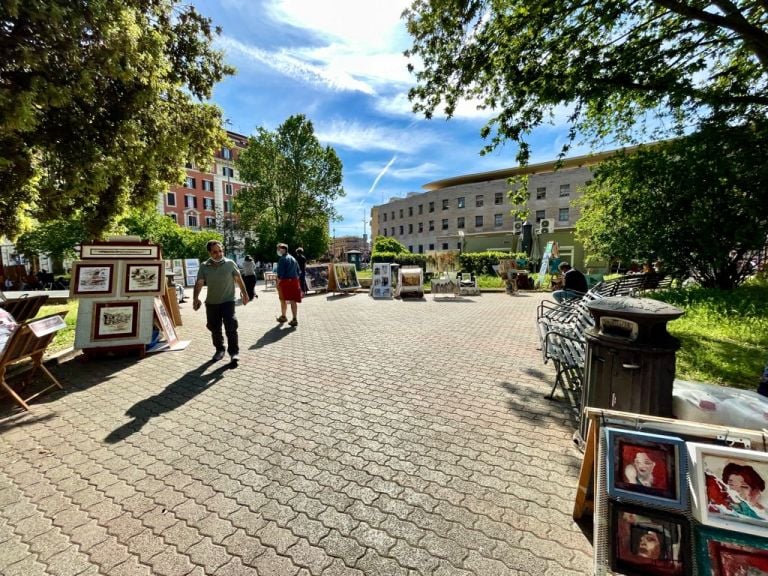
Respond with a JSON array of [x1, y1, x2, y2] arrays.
[[191, 0, 586, 238]]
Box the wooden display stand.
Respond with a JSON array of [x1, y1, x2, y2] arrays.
[[0, 313, 68, 411]]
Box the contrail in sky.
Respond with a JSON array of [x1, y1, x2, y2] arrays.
[[368, 155, 398, 204]]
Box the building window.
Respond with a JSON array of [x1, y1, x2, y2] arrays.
[[166, 192, 176, 207], [429, 243, 435, 251], [457, 217, 465, 229], [184, 161, 193, 169], [205, 216, 216, 228], [391, 227, 395, 236], [408, 223, 413, 233], [418, 222, 423, 233], [429, 201, 435, 213], [222, 148, 232, 160], [187, 214, 198, 228], [559, 207, 570, 221], [418, 245, 423, 254], [224, 183, 232, 195], [494, 213, 503, 227], [441, 242, 448, 250], [408, 245, 413, 253], [495, 192, 503, 205], [429, 220, 434, 231], [408, 207, 413, 217], [224, 200, 231, 212], [418, 204, 423, 215], [185, 195, 196, 208], [536, 187, 546, 200], [391, 211, 395, 219], [442, 199, 449, 210], [383, 213, 387, 222], [383, 229, 387, 236], [202, 180, 213, 192], [441, 219, 448, 230], [222, 166, 234, 177], [399, 209, 404, 218], [536, 209, 546, 222], [168, 213, 177, 223], [475, 195, 484, 208], [399, 225, 404, 234], [585, 180, 593, 186], [457, 242, 462, 250], [203, 198, 214, 210], [457, 197, 465, 209], [475, 215, 483, 227], [560, 184, 570, 197], [185, 177, 196, 189]]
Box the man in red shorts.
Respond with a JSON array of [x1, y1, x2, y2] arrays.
[[275, 243, 302, 327]]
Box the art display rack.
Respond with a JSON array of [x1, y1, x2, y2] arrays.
[[73, 241, 164, 358], [327, 263, 361, 295], [574, 407, 768, 575]]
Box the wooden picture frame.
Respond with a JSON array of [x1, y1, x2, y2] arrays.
[[610, 501, 690, 576], [332, 263, 360, 291], [27, 314, 67, 338], [71, 261, 116, 297], [153, 297, 178, 346], [92, 301, 140, 341], [81, 243, 160, 259], [688, 442, 768, 537], [606, 428, 688, 510], [123, 261, 164, 296], [696, 524, 768, 576]]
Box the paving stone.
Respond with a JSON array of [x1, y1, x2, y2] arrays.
[[187, 536, 232, 571], [146, 546, 196, 576], [69, 520, 109, 553], [126, 528, 170, 563], [257, 520, 299, 555], [318, 529, 366, 566], [160, 520, 203, 553], [320, 558, 364, 576], [285, 538, 333, 575], [355, 549, 410, 576], [215, 556, 261, 575], [1, 554, 50, 576], [249, 547, 300, 576]]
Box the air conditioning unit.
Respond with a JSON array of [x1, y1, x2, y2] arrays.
[[539, 219, 553, 234], [513, 221, 523, 234]]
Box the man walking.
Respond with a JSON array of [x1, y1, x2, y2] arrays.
[[275, 243, 301, 327], [193, 240, 251, 365]]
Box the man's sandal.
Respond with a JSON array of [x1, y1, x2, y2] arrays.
[[276, 315, 288, 323]]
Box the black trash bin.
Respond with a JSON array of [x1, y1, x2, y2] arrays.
[[577, 296, 684, 444]]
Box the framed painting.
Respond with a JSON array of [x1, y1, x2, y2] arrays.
[[688, 442, 768, 537], [81, 243, 160, 259], [92, 301, 140, 341], [610, 501, 690, 576], [305, 264, 329, 291], [606, 428, 688, 510], [333, 263, 360, 291], [696, 525, 768, 576], [123, 261, 164, 296], [153, 297, 178, 346], [71, 261, 115, 297]]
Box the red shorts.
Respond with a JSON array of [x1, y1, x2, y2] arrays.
[[278, 278, 302, 302]]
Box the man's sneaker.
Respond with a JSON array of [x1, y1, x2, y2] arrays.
[[212, 350, 226, 361], [230, 354, 239, 366]]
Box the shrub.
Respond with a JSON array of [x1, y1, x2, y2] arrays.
[[371, 252, 428, 270], [459, 251, 527, 275]]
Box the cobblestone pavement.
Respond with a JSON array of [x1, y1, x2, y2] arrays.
[[0, 287, 593, 575]]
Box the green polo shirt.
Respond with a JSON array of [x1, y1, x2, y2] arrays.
[[196, 258, 241, 304]]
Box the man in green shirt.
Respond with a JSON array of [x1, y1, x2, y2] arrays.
[[193, 240, 251, 365]]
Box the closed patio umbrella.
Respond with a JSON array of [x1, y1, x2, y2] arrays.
[[529, 233, 542, 264], [516, 233, 524, 254]]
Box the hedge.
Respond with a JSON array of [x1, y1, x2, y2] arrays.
[[371, 252, 428, 270], [459, 252, 528, 275]]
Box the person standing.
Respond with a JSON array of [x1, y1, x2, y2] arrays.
[[552, 262, 588, 303], [241, 255, 257, 300], [193, 240, 250, 365], [295, 247, 308, 295], [275, 243, 301, 327]]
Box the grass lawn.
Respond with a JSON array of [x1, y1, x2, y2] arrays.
[[651, 281, 768, 390]]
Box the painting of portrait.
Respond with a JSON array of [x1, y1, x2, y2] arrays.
[[606, 428, 687, 509], [689, 443, 768, 537], [696, 525, 768, 576], [611, 501, 689, 576]]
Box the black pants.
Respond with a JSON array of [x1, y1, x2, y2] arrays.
[[243, 275, 256, 299], [205, 301, 238, 355], [299, 271, 308, 294]]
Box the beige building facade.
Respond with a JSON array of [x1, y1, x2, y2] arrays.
[[370, 148, 631, 269]]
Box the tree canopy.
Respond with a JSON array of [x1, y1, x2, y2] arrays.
[[1, 0, 234, 239], [575, 121, 768, 289], [404, 1, 768, 163], [234, 115, 344, 259]]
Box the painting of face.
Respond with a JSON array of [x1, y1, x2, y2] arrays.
[[697, 525, 768, 576]]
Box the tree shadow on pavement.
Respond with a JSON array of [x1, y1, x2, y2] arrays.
[[103, 361, 232, 444], [250, 325, 293, 349]]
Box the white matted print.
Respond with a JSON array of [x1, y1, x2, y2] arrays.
[[123, 261, 164, 296], [92, 301, 140, 341], [71, 261, 115, 297], [689, 442, 768, 537]]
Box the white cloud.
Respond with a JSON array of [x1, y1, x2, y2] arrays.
[[357, 160, 440, 181], [374, 89, 497, 122], [315, 120, 439, 154]]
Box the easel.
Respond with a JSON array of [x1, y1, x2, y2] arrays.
[[0, 313, 68, 411], [572, 407, 768, 520]]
